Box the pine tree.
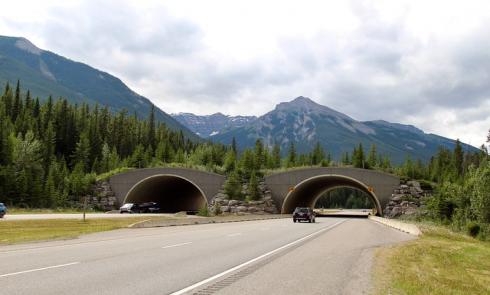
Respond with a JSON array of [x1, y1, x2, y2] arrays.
[[99, 142, 111, 173], [248, 170, 260, 201], [224, 168, 243, 200], [231, 137, 237, 155], [287, 142, 296, 168], [311, 142, 325, 165], [453, 139, 464, 177], [41, 122, 56, 176], [129, 144, 146, 168], [352, 143, 365, 168], [12, 80, 22, 121], [147, 104, 156, 149], [254, 139, 264, 170], [367, 144, 377, 169], [223, 149, 236, 173], [272, 144, 281, 169], [239, 149, 255, 177], [342, 152, 350, 165], [44, 163, 57, 208], [72, 132, 91, 171]]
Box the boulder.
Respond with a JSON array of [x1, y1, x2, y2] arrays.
[[236, 206, 248, 212], [228, 200, 239, 206]]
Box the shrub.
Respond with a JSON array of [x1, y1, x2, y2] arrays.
[[466, 222, 481, 238], [197, 205, 210, 217], [213, 202, 222, 215]]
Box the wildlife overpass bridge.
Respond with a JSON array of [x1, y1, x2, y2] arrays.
[[109, 167, 399, 216]]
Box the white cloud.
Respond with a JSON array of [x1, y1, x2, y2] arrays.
[[0, 0, 489, 146]]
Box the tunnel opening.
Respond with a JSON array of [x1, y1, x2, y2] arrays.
[[314, 187, 376, 216], [124, 174, 208, 213], [281, 175, 382, 216]]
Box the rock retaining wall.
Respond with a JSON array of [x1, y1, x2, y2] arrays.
[[211, 180, 279, 214], [87, 181, 118, 211], [383, 180, 432, 218]]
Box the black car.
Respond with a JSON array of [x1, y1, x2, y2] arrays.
[[293, 207, 315, 223], [0, 203, 6, 218], [139, 202, 160, 213]]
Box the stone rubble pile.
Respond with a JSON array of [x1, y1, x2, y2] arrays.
[[87, 181, 118, 211], [211, 180, 279, 214], [384, 180, 431, 218]]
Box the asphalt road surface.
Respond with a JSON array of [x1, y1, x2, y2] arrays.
[[0, 218, 414, 295]]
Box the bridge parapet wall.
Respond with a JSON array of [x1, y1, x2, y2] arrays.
[[265, 167, 400, 214], [109, 168, 226, 206]]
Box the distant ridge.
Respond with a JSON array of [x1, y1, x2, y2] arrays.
[[0, 35, 198, 140], [187, 96, 476, 163]]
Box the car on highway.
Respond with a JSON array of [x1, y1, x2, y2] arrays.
[[293, 207, 315, 223], [0, 203, 6, 218], [139, 202, 161, 213], [119, 203, 142, 214]]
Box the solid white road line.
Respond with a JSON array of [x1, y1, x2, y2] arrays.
[[226, 233, 242, 237], [162, 242, 193, 249], [170, 219, 346, 295], [0, 262, 80, 278]]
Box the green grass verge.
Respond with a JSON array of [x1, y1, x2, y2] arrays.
[[374, 223, 490, 295], [0, 217, 161, 244], [6, 207, 103, 214]]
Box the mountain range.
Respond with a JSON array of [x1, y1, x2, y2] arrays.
[[1, 35, 476, 163], [178, 97, 476, 163], [0, 35, 197, 139], [172, 112, 256, 137]]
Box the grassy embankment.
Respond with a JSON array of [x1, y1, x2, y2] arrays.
[[6, 207, 104, 214], [0, 217, 166, 244], [374, 223, 490, 295]]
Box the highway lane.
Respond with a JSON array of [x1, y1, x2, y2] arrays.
[[0, 218, 414, 294]]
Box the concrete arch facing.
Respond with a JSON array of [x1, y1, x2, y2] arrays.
[[109, 167, 226, 212], [281, 174, 382, 215], [265, 167, 400, 216], [124, 174, 208, 213]]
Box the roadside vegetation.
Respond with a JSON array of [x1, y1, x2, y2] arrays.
[[374, 224, 490, 295], [6, 207, 103, 214]]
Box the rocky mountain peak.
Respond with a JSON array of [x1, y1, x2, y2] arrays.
[[274, 96, 354, 122], [14, 37, 42, 55]]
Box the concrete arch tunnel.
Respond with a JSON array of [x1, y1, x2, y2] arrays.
[[265, 167, 400, 216], [124, 174, 208, 213], [109, 168, 226, 213], [281, 175, 382, 215]]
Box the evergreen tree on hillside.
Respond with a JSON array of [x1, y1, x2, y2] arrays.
[[311, 142, 325, 165], [287, 142, 296, 168], [352, 143, 365, 168], [254, 139, 264, 170], [453, 139, 464, 177], [248, 170, 260, 201], [231, 137, 237, 155], [223, 149, 236, 173], [367, 144, 377, 169], [271, 144, 281, 169], [224, 168, 243, 200]]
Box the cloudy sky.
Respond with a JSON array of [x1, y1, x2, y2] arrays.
[[1, 0, 489, 146]]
